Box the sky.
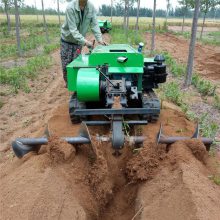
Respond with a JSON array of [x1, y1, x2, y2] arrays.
[[25, 0, 180, 12]]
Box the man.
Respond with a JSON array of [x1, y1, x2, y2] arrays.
[[60, 0, 106, 87]]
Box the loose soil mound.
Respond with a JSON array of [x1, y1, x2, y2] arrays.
[[126, 142, 166, 182], [137, 140, 220, 220]]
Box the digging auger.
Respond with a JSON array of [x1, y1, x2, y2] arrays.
[[12, 122, 146, 158], [12, 122, 213, 159], [157, 124, 213, 151]]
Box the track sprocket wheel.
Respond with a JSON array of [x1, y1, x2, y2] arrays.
[[142, 90, 160, 123], [69, 93, 87, 124]]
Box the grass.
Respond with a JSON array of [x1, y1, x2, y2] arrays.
[[201, 31, 220, 46], [0, 22, 60, 94], [209, 175, 220, 186], [200, 31, 219, 46], [0, 25, 60, 59], [43, 42, 60, 54], [159, 82, 219, 139], [163, 52, 186, 77], [171, 30, 220, 46], [213, 176, 220, 185], [110, 27, 145, 45], [0, 34, 47, 58], [162, 51, 217, 97], [198, 113, 219, 138], [214, 95, 220, 110], [172, 31, 191, 39], [110, 21, 169, 46], [192, 74, 216, 96], [0, 55, 52, 93], [159, 81, 184, 107]]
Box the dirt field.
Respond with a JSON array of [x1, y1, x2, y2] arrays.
[[1, 101, 220, 219], [0, 33, 220, 220], [149, 32, 220, 82]]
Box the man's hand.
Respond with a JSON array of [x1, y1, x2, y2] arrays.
[[98, 40, 108, 46], [85, 40, 93, 48]]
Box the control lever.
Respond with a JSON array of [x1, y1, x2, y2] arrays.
[[88, 40, 95, 53]]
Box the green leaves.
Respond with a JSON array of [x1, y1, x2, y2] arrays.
[[201, 0, 220, 13]]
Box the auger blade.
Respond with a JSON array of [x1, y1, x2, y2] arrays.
[[12, 141, 40, 158], [12, 123, 91, 158], [157, 123, 213, 150]]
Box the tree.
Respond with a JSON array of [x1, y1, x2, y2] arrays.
[[14, 0, 22, 56], [56, 0, 62, 27], [122, 0, 127, 29], [135, 0, 140, 31], [166, 0, 171, 22], [34, 0, 39, 22], [119, 0, 135, 30], [178, 0, 192, 33], [1, 0, 13, 33], [41, 0, 49, 43], [126, 0, 130, 29], [185, 0, 201, 87], [111, 0, 113, 23], [151, 0, 156, 54], [17, 0, 24, 26], [126, 0, 135, 30], [200, 0, 220, 39]]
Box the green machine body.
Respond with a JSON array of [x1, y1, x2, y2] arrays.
[[67, 44, 146, 102]]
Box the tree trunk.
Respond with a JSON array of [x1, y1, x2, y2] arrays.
[[14, 0, 22, 56], [57, 0, 61, 27], [135, 0, 140, 31], [151, 0, 156, 54], [18, 13, 21, 27], [123, 1, 126, 29], [41, 0, 50, 43], [200, 13, 206, 39], [35, 0, 39, 22], [181, 13, 185, 33], [184, 0, 201, 87], [111, 0, 113, 23], [4, 2, 11, 33], [166, 0, 169, 23], [126, 1, 130, 30], [214, 8, 216, 20]]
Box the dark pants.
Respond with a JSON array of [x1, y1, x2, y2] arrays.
[[60, 39, 82, 84]]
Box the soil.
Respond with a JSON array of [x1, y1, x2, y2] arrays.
[[137, 140, 220, 220], [146, 32, 220, 83], [0, 33, 220, 220], [1, 103, 220, 220]]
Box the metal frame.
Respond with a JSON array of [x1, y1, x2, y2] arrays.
[[73, 108, 160, 116]]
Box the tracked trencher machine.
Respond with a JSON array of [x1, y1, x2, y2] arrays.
[[12, 44, 213, 158]]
